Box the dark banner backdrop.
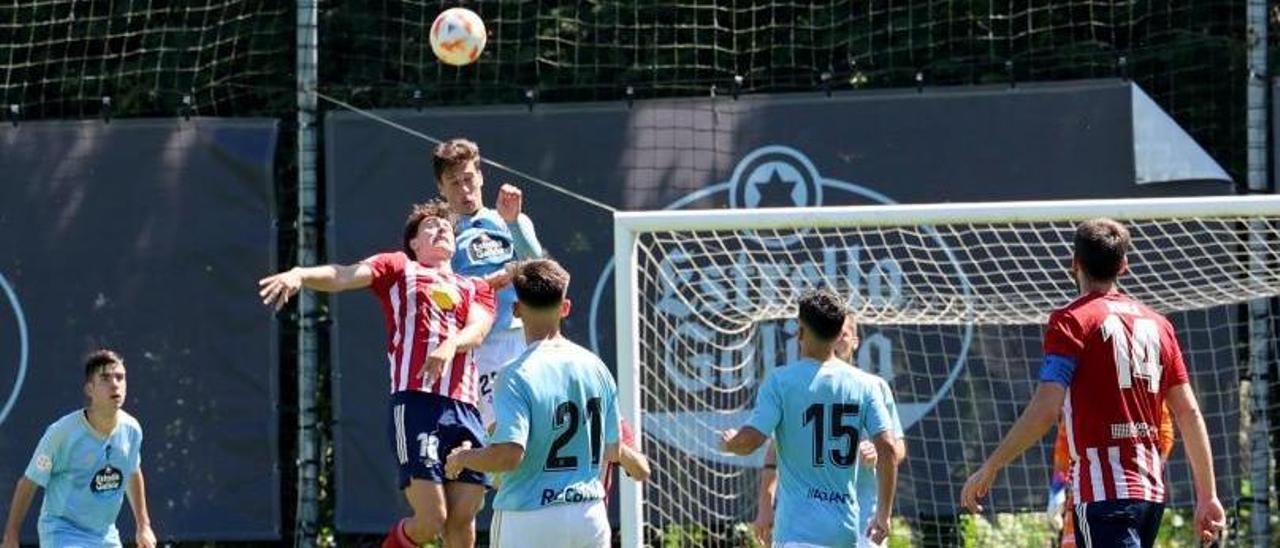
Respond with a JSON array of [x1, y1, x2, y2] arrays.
[[0, 119, 281, 541]]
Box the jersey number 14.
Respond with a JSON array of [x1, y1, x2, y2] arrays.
[[1100, 314, 1163, 393]]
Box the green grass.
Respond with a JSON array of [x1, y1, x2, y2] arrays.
[[649, 508, 1221, 548]]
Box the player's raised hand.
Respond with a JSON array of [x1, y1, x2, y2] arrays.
[[1195, 496, 1226, 545], [258, 269, 303, 311], [496, 184, 523, 223], [960, 464, 996, 513], [136, 524, 157, 548], [422, 338, 459, 385], [444, 441, 474, 480], [2, 534, 18, 548], [718, 429, 738, 452]]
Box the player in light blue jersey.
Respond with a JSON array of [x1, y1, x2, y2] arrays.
[[753, 311, 906, 547], [2, 350, 156, 548], [722, 290, 902, 548], [445, 259, 648, 548], [433, 138, 546, 430]]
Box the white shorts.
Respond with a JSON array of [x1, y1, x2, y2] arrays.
[[490, 501, 610, 548], [773, 536, 883, 548], [474, 327, 527, 428]]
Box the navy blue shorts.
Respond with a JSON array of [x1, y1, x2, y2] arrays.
[[1074, 500, 1164, 548], [387, 391, 488, 489]]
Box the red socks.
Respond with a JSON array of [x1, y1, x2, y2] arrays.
[[381, 518, 419, 548]]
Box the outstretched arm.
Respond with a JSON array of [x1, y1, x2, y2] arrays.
[[606, 442, 651, 482], [258, 263, 374, 310], [719, 427, 768, 456]]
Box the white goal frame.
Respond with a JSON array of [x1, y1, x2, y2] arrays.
[[612, 194, 1280, 548]]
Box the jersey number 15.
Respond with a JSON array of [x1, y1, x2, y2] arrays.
[[802, 403, 859, 468]]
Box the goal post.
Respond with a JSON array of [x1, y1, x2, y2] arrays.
[[613, 195, 1280, 546], [613, 221, 645, 548]]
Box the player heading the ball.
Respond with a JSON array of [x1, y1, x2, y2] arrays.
[[259, 200, 496, 548]]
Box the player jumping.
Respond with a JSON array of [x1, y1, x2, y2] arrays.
[[432, 138, 545, 431], [259, 200, 495, 548]]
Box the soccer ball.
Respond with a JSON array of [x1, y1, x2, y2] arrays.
[[429, 8, 486, 66]]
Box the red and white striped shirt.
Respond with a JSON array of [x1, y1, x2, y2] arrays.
[[1044, 290, 1189, 504], [364, 252, 495, 405]]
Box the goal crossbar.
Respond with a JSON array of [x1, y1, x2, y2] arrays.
[[613, 194, 1280, 233]]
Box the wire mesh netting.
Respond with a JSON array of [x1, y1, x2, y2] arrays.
[[0, 2, 1248, 177]]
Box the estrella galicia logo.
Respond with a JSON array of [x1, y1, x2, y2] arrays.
[[0, 271, 29, 428], [727, 146, 824, 249], [587, 145, 975, 465], [466, 233, 511, 263], [90, 464, 124, 495]]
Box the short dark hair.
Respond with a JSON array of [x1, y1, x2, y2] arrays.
[[511, 259, 570, 309], [402, 199, 454, 259], [1074, 218, 1130, 282], [432, 138, 480, 183], [84, 349, 123, 381], [797, 289, 847, 341]]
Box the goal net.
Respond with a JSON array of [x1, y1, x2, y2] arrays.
[[612, 196, 1280, 546], [0, 1, 291, 119]]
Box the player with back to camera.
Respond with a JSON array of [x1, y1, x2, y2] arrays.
[[445, 259, 649, 548], [721, 289, 903, 547], [753, 309, 906, 547], [960, 218, 1226, 547]]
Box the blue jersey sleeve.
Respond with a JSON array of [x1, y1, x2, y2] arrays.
[[25, 424, 65, 487], [130, 424, 144, 471], [489, 369, 532, 447], [860, 386, 893, 440], [507, 213, 544, 259], [604, 373, 620, 445], [745, 372, 783, 436], [876, 378, 905, 437]]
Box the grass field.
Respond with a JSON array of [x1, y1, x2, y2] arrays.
[[644, 508, 1227, 548]]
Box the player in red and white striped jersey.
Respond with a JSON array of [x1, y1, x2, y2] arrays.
[[364, 250, 491, 403], [258, 199, 496, 548], [960, 218, 1225, 547]]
